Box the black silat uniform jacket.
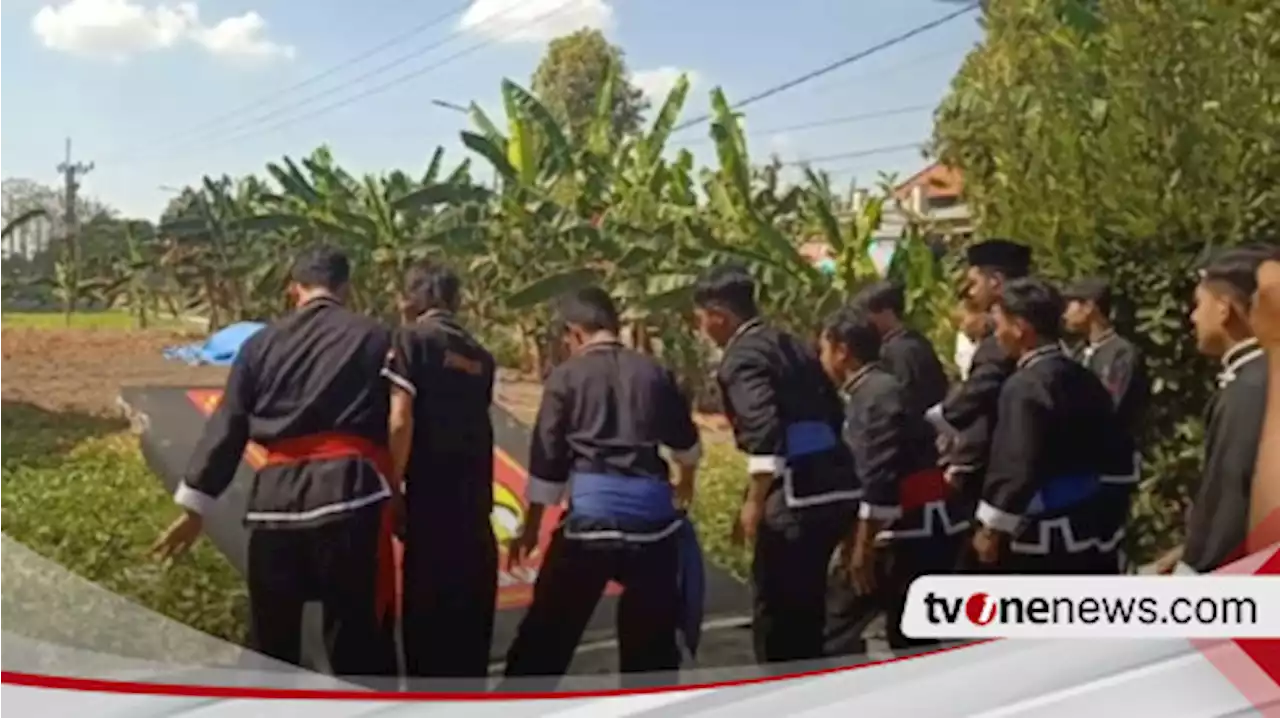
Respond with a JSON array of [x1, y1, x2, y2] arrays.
[[525, 340, 702, 537], [1183, 340, 1268, 573], [383, 309, 497, 528], [174, 296, 394, 529], [717, 318, 859, 511], [880, 327, 949, 420], [976, 345, 1135, 555], [1077, 330, 1150, 444], [842, 365, 972, 541], [931, 334, 1016, 489]]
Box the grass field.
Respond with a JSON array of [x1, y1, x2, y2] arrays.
[[0, 402, 249, 643], [0, 317, 752, 647], [2, 310, 193, 331]]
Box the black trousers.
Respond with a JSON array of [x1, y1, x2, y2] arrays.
[[503, 529, 681, 683], [751, 498, 855, 664], [246, 507, 397, 678], [824, 535, 959, 657], [402, 519, 498, 680]]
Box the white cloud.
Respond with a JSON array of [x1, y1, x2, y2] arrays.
[[459, 0, 614, 43], [632, 66, 701, 103], [31, 0, 294, 64], [191, 11, 295, 63]]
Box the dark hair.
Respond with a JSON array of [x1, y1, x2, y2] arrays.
[[404, 261, 461, 314], [1198, 245, 1272, 309], [290, 245, 350, 290], [853, 280, 905, 317], [821, 306, 881, 364], [967, 239, 1032, 280], [556, 286, 621, 334], [1063, 276, 1113, 317], [976, 262, 1029, 281], [692, 263, 759, 320], [997, 277, 1065, 341]]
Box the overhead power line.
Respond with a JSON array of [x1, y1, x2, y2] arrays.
[[114, 0, 588, 167], [672, 1, 980, 132], [676, 104, 933, 147], [100, 2, 473, 163], [780, 142, 925, 167], [804, 43, 973, 95]]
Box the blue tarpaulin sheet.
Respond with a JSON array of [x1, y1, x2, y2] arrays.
[[163, 322, 266, 366]]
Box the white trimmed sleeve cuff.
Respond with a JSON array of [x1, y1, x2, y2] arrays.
[[174, 482, 217, 516], [976, 500, 1023, 534], [859, 502, 903, 522], [747, 455, 783, 475], [526, 475, 568, 506], [381, 368, 417, 397], [669, 442, 703, 468], [925, 403, 957, 435]]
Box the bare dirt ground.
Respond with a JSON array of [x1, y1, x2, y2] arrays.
[[2, 328, 231, 416], [1, 328, 733, 443]]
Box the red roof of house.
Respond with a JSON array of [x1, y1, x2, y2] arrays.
[[893, 163, 964, 201]]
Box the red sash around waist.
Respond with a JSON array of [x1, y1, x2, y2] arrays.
[[259, 432, 402, 624], [900, 467, 949, 513]]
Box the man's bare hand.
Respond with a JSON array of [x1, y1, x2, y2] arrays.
[[845, 522, 879, 595], [673, 473, 696, 510], [731, 497, 765, 547], [388, 493, 407, 540], [150, 511, 204, 562], [506, 521, 541, 570], [972, 526, 1004, 565]]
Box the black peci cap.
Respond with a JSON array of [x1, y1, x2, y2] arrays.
[[966, 239, 1032, 276]]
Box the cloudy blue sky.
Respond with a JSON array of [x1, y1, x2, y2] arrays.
[[1, 0, 982, 219]]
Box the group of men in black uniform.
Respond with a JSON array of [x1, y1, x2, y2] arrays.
[[152, 236, 1272, 686]]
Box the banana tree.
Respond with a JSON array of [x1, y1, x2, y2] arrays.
[[693, 88, 844, 334], [476, 71, 707, 369], [798, 169, 885, 293], [0, 208, 48, 317], [258, 145, 486, 322], [92, 221, 164, 328], [158, 174, 309, 329]]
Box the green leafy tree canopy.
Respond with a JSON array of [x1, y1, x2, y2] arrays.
[[530, 28, 650, 140]]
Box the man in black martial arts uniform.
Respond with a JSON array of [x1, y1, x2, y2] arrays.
[[384, 261, 497, 681], [1062, 276, 1150, 570], [852, 279, 949, 418], [152, 246, 399, 678], [503, 287, 703, 684], [971, 278, 1134, 574], [1152, 246, 1271, 575], [819, 306, 972, 656], [927, 240, 1029, 515], [692, 263, 859, 665]]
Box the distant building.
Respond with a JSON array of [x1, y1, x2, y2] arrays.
[[799, 163, 972, 275], [881, 162, 973, 242]]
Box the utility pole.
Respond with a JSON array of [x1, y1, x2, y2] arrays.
[[56, 137, 94, 322]]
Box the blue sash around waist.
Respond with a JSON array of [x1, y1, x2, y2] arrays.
[[1026, 473, 1103, 516], [568, 472, 706, 658], [785, 421, 839, 459]]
